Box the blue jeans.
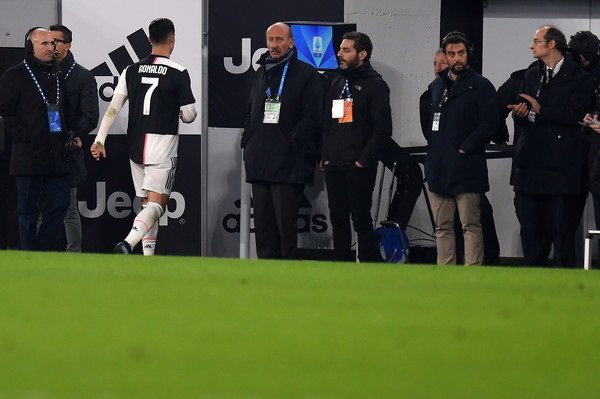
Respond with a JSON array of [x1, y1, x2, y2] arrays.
[[16, 175, 70, 251]]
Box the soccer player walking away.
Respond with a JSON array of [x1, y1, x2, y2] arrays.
[[90, 18, 197, 255]]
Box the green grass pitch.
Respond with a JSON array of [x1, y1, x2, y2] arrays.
[[1, 250, 600, 398]]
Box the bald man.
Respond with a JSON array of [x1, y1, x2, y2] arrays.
[[419, 49, 446, 140], [0, 28, 72, 251], [241, 22, 324, 259]]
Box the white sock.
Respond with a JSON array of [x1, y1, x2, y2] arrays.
[[124, 202, 163, 250], [142, 221, 159, 256]]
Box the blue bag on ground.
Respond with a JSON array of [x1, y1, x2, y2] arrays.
[[374, 221, 410, 263]]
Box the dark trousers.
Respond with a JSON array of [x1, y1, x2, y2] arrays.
[[0, 170, 19, 249], [593, 193, 600, 229], [16, 175, 70, 251], [324, 165, 382, 262], [516, 191, 584, 267], [252, 182, 304, 259]]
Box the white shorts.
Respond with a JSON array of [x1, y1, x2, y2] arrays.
[[130, 157, 177, 198]]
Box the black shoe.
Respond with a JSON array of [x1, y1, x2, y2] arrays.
[[114, 241, 132, 254]]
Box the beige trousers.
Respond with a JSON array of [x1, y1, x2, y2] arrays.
[[429, 192, 483, 265]]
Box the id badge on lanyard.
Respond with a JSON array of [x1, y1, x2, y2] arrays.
[[332, 99, 344, 118], [338, 98, 353, 123], [334, 79, 353, 123], [432, 112, 441, 132], [263, 60, 288, 125], [23, 60, 62, 134], [332, 98, 354, 123], [47, 104, 62, 134], [263, 100, 281, 124]]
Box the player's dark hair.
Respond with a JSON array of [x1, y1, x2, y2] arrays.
[[149, 18, 175, 44], [49, 24, 72, 43], [342, 31, 373, 61]]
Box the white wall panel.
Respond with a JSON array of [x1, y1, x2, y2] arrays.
[[0, 0, 58, 47]]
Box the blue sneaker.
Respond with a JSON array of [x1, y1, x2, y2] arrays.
[[113, 241, 132, 254]]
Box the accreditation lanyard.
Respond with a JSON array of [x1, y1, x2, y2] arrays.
[[432, 83, 452, 132], [332, 79, 353, 123], [64, 60, 77, 80], [263, 61, 289, 124], [524, 71, 548, 123], [24, 60, 63, 134], [535, 70, 545, 99]]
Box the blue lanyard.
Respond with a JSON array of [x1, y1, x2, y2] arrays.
[[64, 60, 76, 80], [23, 60, 60, 106], [266, 61, 289, 101], [339, 79, 351, 98]]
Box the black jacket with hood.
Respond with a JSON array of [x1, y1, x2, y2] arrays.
[[321, 61, 392, 168]]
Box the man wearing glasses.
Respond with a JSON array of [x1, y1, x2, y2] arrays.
[[48, 24, 99, 252], [508, 25, 593, 267]]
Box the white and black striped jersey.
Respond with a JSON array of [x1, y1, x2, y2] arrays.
[[114, 54, 195, 164]]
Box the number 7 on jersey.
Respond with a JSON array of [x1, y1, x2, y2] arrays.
[[141, 77, 159, 115]]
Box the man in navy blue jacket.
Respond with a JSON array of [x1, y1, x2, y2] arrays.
[[425, 32, 498, 265]]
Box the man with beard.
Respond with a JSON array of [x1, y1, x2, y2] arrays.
[[508, 25, 592, 267], [241, 22, 323, 259], [321, 31, 391, 262], [421, 47, 502, 265], [424, 32, 498, 265]]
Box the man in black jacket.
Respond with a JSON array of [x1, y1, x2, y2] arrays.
[[321, 32, 391, 262], [0, 28, 71, 251], [425, 32, 498, 265], [241, 22, 323, 259], [508, 25, 593, 267], [570, 31, 600, 229], [49, 24, 99, 252]]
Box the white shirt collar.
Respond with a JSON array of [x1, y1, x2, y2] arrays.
[[547, 57, 564, 76]]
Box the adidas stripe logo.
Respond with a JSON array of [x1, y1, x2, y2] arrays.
[[91, 28, 151, 77]]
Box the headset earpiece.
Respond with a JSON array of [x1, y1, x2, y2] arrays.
[[24, 26, 44, 55], [441, 31, 475, 57]]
